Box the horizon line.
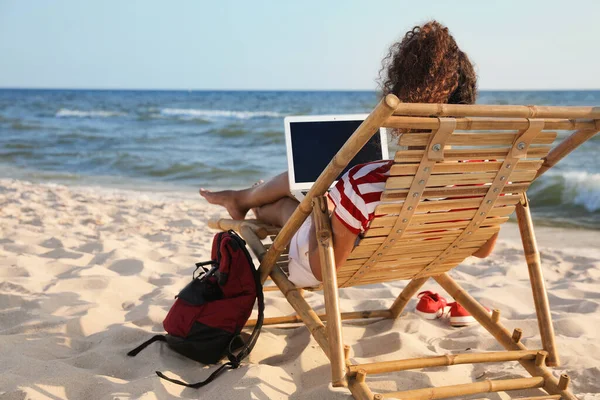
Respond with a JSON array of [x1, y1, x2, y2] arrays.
[[1, 86, 600, 92]]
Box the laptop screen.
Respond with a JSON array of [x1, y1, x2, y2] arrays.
[[289, 119, 385, 184]]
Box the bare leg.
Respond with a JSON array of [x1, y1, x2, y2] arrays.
[[252, 197, 299, 227], [199, 172, 292, 220]]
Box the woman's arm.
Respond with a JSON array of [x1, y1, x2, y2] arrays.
[[307, 214, 359, 282], [472, 232, 499, 258]]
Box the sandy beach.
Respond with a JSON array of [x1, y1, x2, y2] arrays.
[[1, 178, 599, 400]]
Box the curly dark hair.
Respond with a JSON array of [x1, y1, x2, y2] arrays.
[[379, 21, 477, 105]]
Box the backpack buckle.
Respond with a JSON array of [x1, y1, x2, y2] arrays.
[[193, 260, 218, 280]]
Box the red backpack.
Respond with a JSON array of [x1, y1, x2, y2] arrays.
[[127, 230, 264, 388]]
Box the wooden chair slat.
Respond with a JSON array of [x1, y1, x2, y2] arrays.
[[394, 146, 551, 162], [343, 256, 437, 270], [347, 262, 462, 284], [361, 229, 462, 242], [345, 239, 489, 267], [385, 170, 537, 189], [391, 103, 600, 118], [381, 183, 530, 201], [363, 216, 509, 238], [358, 226, 499, 246], [389, 160, 543, 176], [384, 115, 598, 131], [367, 257, 469, 274], [376, 249, 478, 265], [347, 239, 487, 260], [375, 195, 521, 214], [342, 257, 434, 271], [339, 263, 429, 277], [351, 236, 458, 251], [399, 131, 557, 146], [369, 206, 515, 227]]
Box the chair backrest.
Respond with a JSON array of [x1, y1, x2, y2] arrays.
[[337, 102, 600, 288]]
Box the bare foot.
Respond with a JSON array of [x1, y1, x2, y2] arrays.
[[199, 188, 249, 220]]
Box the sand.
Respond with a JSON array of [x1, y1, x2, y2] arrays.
[[1, 178, 599, 400]]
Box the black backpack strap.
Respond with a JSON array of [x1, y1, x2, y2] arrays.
[[127, 335, 166, 357], [228, 278, 264, 366], [156, 362, 236, 388], [226, 230, 265, 367]]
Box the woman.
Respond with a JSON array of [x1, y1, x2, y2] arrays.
[[200, 21, 498, 288]]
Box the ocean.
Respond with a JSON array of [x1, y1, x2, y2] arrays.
[[0, 89, 599, 229]]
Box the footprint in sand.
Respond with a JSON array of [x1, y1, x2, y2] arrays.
[[0, 307, 39, 330], [108, 258, 144, 275], [147, 273, 174, 286], [167, 219, 195, 228], [145, 232, 171, 242], [88, 250, 116, 266], [39, 237, 63, 249], [0, 281, 32, 295], [75, 241, 103, 253], [22, 217, 43, 226], [40, 248, 83, 259], [5, 266, 30, 278], [356, 332, 402, 357], [261, 329, 311, 366], [0, 292, 38, 309]]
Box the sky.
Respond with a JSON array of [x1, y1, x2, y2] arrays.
[[1, 0, 599, 91]]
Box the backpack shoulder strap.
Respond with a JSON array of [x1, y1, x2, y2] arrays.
[[155, 362, 236, 388], [226, 230, 265, 367], [127, 335, 166, 357]]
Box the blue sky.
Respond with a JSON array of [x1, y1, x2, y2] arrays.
[[1, 1, 598, 90]]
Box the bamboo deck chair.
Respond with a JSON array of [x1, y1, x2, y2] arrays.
[[208, 95, 599, 400]]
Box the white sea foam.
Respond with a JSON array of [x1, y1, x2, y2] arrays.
[[560, 171, 600, 212], [56, 109, 126, 118], [160, 108, 282, 119]]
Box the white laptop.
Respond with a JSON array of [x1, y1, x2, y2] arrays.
[[284, 114, 389, 201]]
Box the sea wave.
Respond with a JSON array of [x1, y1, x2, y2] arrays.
[[560, 171, 600, 212], [211, 127, 250, 138], [530, 170, 600, 212], [258, 130, 286, 144], [11, 122, 43, 131], [143, 113, 210, 124], [56, 109, 127, 118], [160, 108, 282, 119]]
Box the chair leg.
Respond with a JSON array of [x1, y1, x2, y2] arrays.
[[312, 196, 347, 387], [434, 273, 576, 400], [515, 194, 560, 367], [270, 267, 332, 358], [239, 223, 332, 358], [389, 277, 429, 319], [348, 372, 377, 400]]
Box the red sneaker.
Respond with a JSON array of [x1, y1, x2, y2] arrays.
[[447, 302, 476, 327], [415, 291, 448, 320]]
